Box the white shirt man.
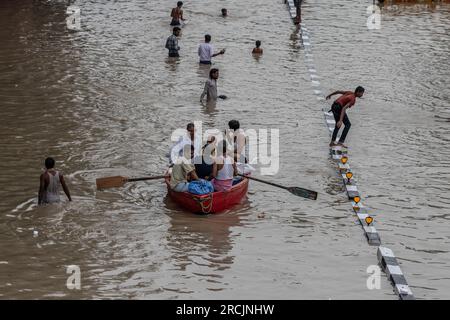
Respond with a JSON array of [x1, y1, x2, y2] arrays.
[[198, 34, 225, 64]]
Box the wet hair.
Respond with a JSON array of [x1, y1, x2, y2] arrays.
[[355, 86, 365, 94], [45, 157, 55, 169], [177, 1, 183, 7], [255, 40, 261, 47], [186, 122, 194, 130], [205, 34, 211, 42], [228, 120, 240, 130], [221, 8, 227, 14], [209, 68, 219, 79], [173, 27, 181, 33]]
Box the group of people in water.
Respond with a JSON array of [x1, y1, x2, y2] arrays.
[[37, 1, 366, 203], [165, 2, 264, 104], [168, 120, 249, 194]]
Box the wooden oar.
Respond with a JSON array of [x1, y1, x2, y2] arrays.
[[240, 175, 318, 200], [96, 175, 166, 190]]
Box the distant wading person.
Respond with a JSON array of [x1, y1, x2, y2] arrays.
[[170, 1, 185, 26], [165, 27, 181, 57], [38, 157, 72, 205], [200, 68, 219, 103], [252, 40, 263, 54], [198, 34, 225, 65], [326, 86, 365, 148]]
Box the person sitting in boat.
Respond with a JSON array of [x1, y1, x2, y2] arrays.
[[169, 122, 201, 165], [212, 140, 237, 191], [170, 144, 199, 192], [226, 120, 255, 176], [194, 136, 216, 180], [227, 119, 246, 163]]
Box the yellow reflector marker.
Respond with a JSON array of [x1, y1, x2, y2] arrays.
[[353, 196, 361, 203], [365, 216, 373, 225], [346, 172, 353, 179], [341, 156, 348, 164]]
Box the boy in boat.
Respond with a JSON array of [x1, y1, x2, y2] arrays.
[[170, 144, 199, 192], [326, 86, 365, 148], [38, 157, 72, 205], [170, 1, 185, 26], [165, 27, 181, 57], [198, 34, 225, 65], [212, 140, 237, 192], [252, 40, 263, 54]]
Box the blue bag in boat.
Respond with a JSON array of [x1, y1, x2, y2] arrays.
[[188, 179, 214, 195]]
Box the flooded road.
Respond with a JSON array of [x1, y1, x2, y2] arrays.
[[0, 0, 449, 299]]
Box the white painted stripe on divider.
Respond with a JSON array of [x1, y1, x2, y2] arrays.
[[338, 163, 350, 170], [363, 226, 377, 234], [379, 246, 395, 258], [387, 265, 403, 276]]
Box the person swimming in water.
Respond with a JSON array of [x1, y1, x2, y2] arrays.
[[252, 40, 263, 54]]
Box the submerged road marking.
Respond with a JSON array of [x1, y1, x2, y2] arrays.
[[284, 1, 414, 300]]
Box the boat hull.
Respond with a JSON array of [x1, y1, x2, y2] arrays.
[[165, 177, 249, 214]]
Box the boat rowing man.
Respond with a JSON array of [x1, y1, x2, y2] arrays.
[[326, 86, 365, 148]]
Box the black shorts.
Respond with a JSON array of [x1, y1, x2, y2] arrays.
[[169, 52, 180, 57], [331, 102, 342, 114]]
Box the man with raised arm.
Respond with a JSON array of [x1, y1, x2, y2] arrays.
[[326, 86, 365, 148]]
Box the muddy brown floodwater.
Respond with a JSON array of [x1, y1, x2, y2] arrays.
[[0, 0, 449, 299]]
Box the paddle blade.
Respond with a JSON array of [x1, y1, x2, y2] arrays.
[[288, 187, 318, 200], [96, 176, 128, 189]]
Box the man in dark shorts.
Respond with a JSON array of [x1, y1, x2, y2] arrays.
[[326, 86, 365, 147]]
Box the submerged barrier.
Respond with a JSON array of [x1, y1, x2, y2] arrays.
[[284, 0, 414, 300]]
